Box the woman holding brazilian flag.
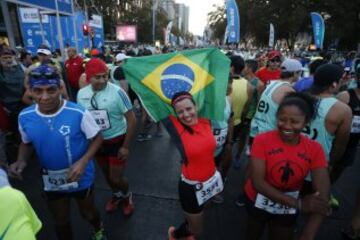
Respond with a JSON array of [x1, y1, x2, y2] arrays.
[[123, 48, 231, 239]]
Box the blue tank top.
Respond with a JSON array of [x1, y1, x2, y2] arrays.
[[250, 81, 291, 137]]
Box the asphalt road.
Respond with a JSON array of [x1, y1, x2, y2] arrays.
[[8, 123, 360, 240]]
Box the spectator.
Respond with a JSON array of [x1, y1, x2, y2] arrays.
[[256, 50, 282, 85], [19, 51, 32, 71], [0, 47, 25, 132], [65, 47, 84, 101]]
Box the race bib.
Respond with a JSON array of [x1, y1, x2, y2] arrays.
[[254, 191, 299, 214], [42, 168, 78, 191], [351, 116, 360, 133], [213, 128, 228, 146], [90, 110, 110, 130], [195, 171, 224, 206]]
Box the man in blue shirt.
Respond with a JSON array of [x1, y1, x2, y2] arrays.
[[9, 65, 106, 240], [294, 59, 327, 92]]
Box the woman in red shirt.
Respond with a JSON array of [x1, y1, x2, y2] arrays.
[[163, 92, 223, 240], [245, 92, 330, 240]]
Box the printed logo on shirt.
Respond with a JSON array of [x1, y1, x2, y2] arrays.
[[268, 148, 283, 156], [302, 126, 318, 140], [59, 125, 71, 136], [297, 152, 311, 163], [270, 160, 305, 188]]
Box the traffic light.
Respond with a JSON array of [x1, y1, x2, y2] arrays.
[[83, 24, 89, 36]]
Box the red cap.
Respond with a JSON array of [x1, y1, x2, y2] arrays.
[[267, 50, 281, 60], [85, 58, 108, 83], [90, 48, 100, 56]]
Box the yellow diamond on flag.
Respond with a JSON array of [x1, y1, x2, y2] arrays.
[[142, 54, 215, 104]]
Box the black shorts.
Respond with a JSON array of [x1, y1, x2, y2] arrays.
[[178, 179, 204, 214], [245, 195, 298, 228], [44, 185, 93, 201]]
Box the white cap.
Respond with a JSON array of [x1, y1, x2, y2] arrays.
[[115, 53, 130, 62], [281, 59, 303, 72]]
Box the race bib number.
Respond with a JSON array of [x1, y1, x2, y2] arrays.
[[90, 110, 110, 130], [254, 191, 299, 214], [42, 168, 79, 191], [213, 128, 228, 147], [195, 171, 224, 206], [351, 116, 360, 133]]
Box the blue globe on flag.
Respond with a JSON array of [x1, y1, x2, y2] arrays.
[[160, 63, 195, 100]]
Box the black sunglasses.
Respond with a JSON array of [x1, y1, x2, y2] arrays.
[[270, 58, 281, 63], [30, 71, 59, 79]]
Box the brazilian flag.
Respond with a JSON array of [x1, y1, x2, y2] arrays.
[[122, 48, 230, 122]]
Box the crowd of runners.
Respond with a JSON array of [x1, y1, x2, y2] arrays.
[[0, 43, 360, 240]]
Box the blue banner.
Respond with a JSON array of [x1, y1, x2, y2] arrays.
[[226, 0, 240, 43], [310, 12, 325, 50], [19, 0, 72, 14], [18, 7, 53, 54]]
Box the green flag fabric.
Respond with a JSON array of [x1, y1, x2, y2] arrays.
[[122, 48, 230, 122]]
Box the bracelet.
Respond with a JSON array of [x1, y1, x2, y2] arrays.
[[297, 199, 302, 211]]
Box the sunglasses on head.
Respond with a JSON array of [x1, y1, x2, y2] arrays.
[[270, 58, 281, 63], [30, 71, 59, 79]]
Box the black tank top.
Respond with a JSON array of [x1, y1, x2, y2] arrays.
[[347, 89, 360, 148]]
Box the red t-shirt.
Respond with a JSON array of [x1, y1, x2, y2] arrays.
[[65, 56, 84, 89], [256, 67, 281, 85], [244, 130, 327, 201], [169, 115, 216, 182]]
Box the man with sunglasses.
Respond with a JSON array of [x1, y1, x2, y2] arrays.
[[77, 58, 137, 216], [256, 50, 282, 85], [9, 64, 106, 240]]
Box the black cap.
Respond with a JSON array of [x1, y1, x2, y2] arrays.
[[313, 64, 343, 89]]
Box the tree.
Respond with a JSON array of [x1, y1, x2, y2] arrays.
[[207, 0, 360, 50]]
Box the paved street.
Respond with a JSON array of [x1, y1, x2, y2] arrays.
[[8, 124, 360, 240]]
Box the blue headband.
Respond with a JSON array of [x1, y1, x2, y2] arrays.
[[29, 77, 60, 88]]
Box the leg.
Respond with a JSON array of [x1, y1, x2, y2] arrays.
[[245, 198, 267, 240], [108, 163, 129, 193], [246, 212, 267, 240], [184, 212, 203, 237], [268, 222, 294, 240], [75, 189, 103, 232], [46, 195, 72, 240], [268, 215, 296, 240]]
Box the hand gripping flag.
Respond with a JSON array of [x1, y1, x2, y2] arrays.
[[123, 48, 230, 122]]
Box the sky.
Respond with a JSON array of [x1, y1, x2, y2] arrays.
[[175, 0, 225, 36]]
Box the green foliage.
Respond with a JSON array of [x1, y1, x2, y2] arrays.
[[80, 0, 189, 43], [207, 0, 360, 50]]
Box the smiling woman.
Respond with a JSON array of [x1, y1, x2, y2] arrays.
[[244, 92, 331, 240], [162, 91, 223, 240]]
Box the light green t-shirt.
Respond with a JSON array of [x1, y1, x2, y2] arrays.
[[77, 82, 132, 139], [0, 186, 42, 240]]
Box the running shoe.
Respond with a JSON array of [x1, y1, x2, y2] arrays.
[[235, 193, 246, 207], [92, 228, 107, 240], [168, 226, 176, 240], [105, 197, 121, 213], [167, 227, 195, 240], [329, 194, 340, 209], [137, 133, 152, 142], [122, 192, 134, 216]]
